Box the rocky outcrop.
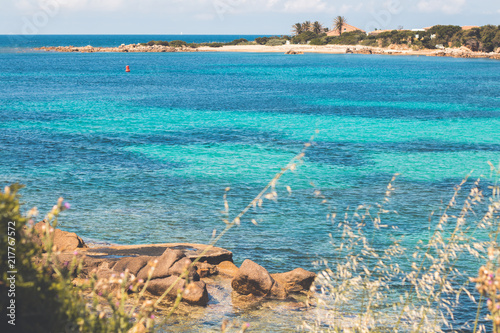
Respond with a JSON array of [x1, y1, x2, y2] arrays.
[[231, 259, 287, 299], [146, 276, 209, 306], [33, 221, 87, 252], [271, 268, 316, 293], [217, 261, 239, 278], [93, 262, 138, 295], [431, 46, 500, 59], [231, 260, 316, 302], [354, 48, 372, 54], [112, 256, 152, 276], [109, 249, 206, 305], [285, 49, 304, 55], [35, 44, 198, 53], [34, 223, 316, 309], [84, 243, 233, 265], [195, 262, 218, 278]]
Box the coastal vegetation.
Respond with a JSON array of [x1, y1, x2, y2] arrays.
[[142, 36, 289, 48], [138, 24, 500, 52], [287, 22, 500, 50], [0, 185, 154, 332]]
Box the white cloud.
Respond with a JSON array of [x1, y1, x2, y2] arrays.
[[417, 0, 466, 15], [283, 0, 328, 13], [194, 13, 215, 20], [211, 0, 337, 17], [339, 3, 364, 14], [65, 0, 142, 12], [15, 0, 127, 13]]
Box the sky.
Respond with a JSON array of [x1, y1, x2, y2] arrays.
[[2, 0, 499, 35]]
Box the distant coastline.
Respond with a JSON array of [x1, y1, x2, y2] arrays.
[[35, 43, 500, 60]]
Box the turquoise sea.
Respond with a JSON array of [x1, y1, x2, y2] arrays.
[[1, 35, 500, 331]]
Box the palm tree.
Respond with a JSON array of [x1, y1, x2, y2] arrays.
[[333, 16, 347, 36], [312, 21, 323, 35], [302, 21, 312, 32], [292, 23, 304, 36]]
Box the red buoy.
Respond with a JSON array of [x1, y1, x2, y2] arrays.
[[125, 65, 130, 72]]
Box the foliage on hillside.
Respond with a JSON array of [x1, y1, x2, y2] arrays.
[[343, 25, 500, 51], [289, 23, 500, 50], [142, 25, 500, 51]]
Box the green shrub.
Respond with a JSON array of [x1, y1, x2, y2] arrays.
[[429, 25, 462, 41], [146, 40, 169, 46], [169, 40, 188, 48], [0, 185, 153, 332], [327, 30, 367, 45], [360, 38, 378, 47], [225, 38, 248, 46], [291, 31, 317, 44], [207, 42, 224, 48], [255, 37, 270, 45], [265, 38, 287, 46], [309, 38, 326, 45]]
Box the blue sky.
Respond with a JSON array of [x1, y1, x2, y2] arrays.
[[2, 0, 499, 35]]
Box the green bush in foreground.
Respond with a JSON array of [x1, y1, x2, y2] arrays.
[[0, 184, 70, 332], [0, 185, 153, 333]]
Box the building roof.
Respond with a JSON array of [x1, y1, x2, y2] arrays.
[[327, 23, 365, 36]]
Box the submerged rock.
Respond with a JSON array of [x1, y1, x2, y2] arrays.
[[33, 223, 316, 309], [195, 262, 218, 278], [217, 261, 239, 278], [134, 249, 200, 281], [146, 276, 209, 306], [232, 259, 274, 296], [231, 259, 287, 299], [271, 268, 316, 293]]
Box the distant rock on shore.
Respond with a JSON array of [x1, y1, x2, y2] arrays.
[[35, 44, 198, 53], [284, 49, 304, 55], [433, 46, 500, 59], [34, 43, 500, 60]]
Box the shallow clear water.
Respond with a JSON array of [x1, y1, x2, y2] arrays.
[[1, 37, 500, 330]]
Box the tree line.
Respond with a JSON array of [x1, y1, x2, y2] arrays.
[[289, 20, 500, 52], [143, 22, 500, 52]]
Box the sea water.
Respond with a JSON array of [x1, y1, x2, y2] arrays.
[[1, 36, 500, 331]]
